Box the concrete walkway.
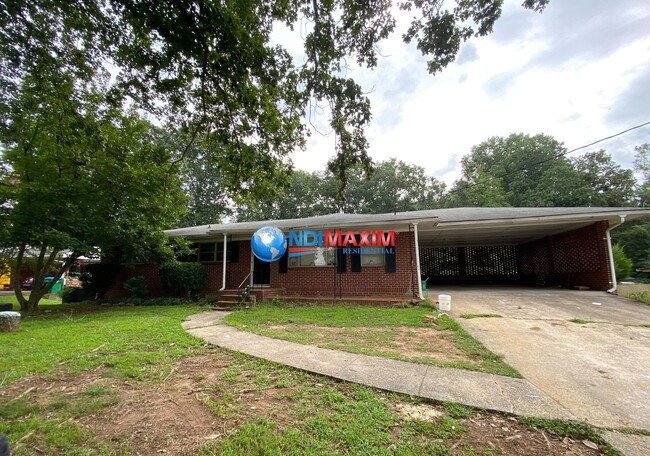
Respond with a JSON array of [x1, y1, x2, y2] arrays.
[[182, 311, 573, 420], [182, 310, 650, 455]]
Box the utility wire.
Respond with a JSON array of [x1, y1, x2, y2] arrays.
[[448, 120, 650, 195]]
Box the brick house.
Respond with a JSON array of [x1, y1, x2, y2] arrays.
[[108, 207, 650, 301]]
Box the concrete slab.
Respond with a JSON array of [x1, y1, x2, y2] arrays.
[[433, 286, 650, 325], [181, 311, 230, 330], [437, 288, 650, 430], [419, 367, 573, 420], [338, 356, 428, 397], [601, 431, 650, 456]]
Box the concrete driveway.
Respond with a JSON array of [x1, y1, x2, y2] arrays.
[[429, 287, 650, 430]]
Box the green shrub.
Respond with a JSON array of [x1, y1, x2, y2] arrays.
[[159, 261, 206, 298], [60, 287, 76, 303], [123, 276, 150, 299], [613, 243, 632, 281], [81, 264, 119, 299]]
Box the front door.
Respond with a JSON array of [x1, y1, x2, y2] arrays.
[[253, 256, 271, 286]]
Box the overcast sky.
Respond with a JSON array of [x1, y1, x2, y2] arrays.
[[287, 0, 650, 185]]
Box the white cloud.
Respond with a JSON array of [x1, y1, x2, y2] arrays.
[[290, 0, 650, 184]]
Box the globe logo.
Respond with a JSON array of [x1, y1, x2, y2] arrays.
[[251, 226, 287, 262]]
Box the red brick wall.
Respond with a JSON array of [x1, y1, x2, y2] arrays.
[[106, 242, 254, 298], [110, 231, 420, 299], [519, 221, 612, 291], [271, 231, 418, 297], [202, 241, 252, 294]]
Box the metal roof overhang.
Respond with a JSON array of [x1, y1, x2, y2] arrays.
[[208, 218, 440, 241], [417, 211, 645, 248]]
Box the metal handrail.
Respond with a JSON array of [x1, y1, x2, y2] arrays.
[[237, 273, 251, 290]]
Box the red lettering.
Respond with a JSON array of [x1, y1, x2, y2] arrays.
[[342, 231, 357, 246], [378, 231, 395, 247], [324, 230, 342, 247], [358, 231, 371, 246]]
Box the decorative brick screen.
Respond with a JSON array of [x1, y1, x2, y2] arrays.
[[420, 245, 518, 285], [420, 221, 612, 291], [518, 221, 611, 290]]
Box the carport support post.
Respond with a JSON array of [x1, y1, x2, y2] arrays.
[[220, 234, 228, 291], [413, 222, 424, 300]]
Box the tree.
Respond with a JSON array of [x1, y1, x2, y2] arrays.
[[339, 159, 445, 214], [454, 134, 588, 207], [613, 222, 650, 267], [444, 167, 509, 207], [1, 0, 550, 199], [634, 143, 650, 206], [0, 69, 184, 312], [236, 170, 337, 222], [175, 144, 231, 228], [234, 158, 446, 221], [571, 150, 636, 207]]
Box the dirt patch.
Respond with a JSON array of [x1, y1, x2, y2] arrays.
[[459, 413, 601, 456], [2, 352, 607, 455], [391, 403, 601, 456], [267, 324, 471, 362], [83, 355, 225, 455]]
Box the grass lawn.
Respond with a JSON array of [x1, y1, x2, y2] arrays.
[[0, 295, 63, 310], [0, 301, 621, 455], [0, 301, 205, 384], [223, 301, 520, 377]]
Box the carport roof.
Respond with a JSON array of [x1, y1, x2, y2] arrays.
[[415, 207, 650, 247], [165, 207, 650, 245]]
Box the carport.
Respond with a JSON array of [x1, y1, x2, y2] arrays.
[[415, 207, 650, 292]]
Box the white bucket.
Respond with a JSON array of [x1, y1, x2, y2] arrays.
[[438, 294, 451, 312]]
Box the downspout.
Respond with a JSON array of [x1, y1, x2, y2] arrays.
[[220, 233, 228, 291], [413, 222, 424, 300], [606, 215, 626, 294]]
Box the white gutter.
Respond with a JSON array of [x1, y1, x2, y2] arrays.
[[606, 215, 626, 294], [413, 222, 424, 300], [219, 233, 228, 291]]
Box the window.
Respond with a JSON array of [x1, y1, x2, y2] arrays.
[[361, 252, 385, 266], [196, 242, 232, 262], [288, 247, 337, 267]]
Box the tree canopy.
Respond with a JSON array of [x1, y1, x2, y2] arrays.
[[1, 0, 551, 195], [446, 133, 636, 208], [235, 159, 445, 221], [0, 66, 184, 311]]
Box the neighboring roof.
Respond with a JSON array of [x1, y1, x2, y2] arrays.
[[165, 207, 650, 245]]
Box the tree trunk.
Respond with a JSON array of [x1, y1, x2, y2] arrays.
[[19, 297, 39, 313]]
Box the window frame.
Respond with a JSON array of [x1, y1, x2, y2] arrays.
[[194, 242, 233, 263], [288, 247, 338, 268], [360, 251, 385, 267]]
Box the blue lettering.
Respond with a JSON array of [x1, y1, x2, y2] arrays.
[[303, 230, 319, 247], [289, 231, 302, 247]]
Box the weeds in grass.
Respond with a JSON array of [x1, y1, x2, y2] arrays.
[[624, 290, 650, 305], [609, 427, 650, 436], [518, 417, 621, 456]]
